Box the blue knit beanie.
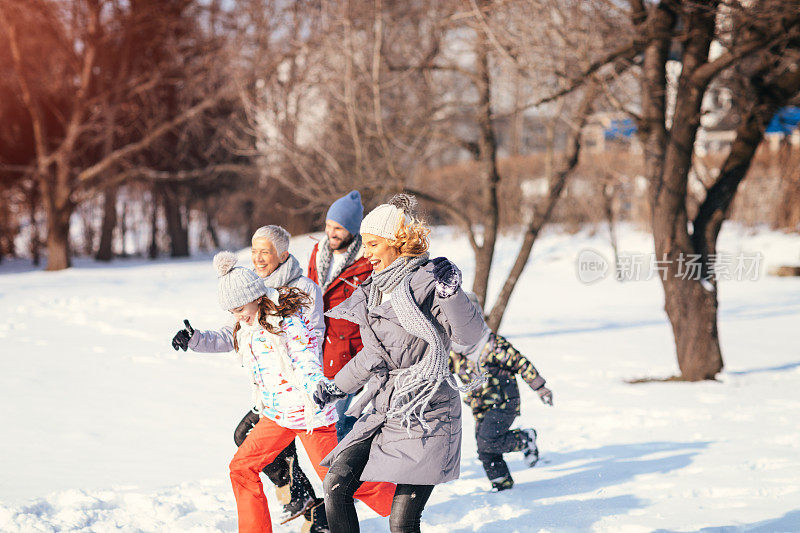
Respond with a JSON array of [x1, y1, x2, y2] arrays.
[[326, 190, 363, 237]]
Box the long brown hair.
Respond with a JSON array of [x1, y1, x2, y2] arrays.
[[232, 286, 311, 351]]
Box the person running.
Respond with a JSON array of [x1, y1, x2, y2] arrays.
[[208, 251, 394, 533], [307, 190, 372, 441], [448, 293, 554, 492], [314, 194, 486, 533], [303, 191, 372, 531], [171, 225, 324, 524]]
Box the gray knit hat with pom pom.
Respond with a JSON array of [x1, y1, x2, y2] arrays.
[[214, 251, 269, 311], [360, 193, 419, 239]]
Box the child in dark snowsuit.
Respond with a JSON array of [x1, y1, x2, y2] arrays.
[[449, 323, 553, 492]]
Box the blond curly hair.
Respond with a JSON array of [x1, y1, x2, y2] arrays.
[[388, 215, 430, 257]]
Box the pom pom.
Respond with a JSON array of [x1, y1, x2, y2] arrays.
[[213, 251, 238, 277], [388, 193, 418, 215]]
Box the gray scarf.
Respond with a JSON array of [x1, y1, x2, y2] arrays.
[[368, 253, 429, 310], [316, 234, 362, 292], [264, 254, 303, 289], [370, 253, 484, 434]]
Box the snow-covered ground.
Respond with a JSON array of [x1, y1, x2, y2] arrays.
[[1, 223, 799, 532]]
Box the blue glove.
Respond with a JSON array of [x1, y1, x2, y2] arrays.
[[171, 320, 194, 351], [313, 380, 346, 408], [432, 259, 462, 299]]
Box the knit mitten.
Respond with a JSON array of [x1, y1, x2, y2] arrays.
[[432, 259, 462, 299], [313, 380, 346, 408]]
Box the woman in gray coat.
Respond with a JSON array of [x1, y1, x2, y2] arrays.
[[313, 194, 486, 533]]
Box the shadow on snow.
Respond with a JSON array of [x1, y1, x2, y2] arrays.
[[654, 508, 800, 533], [398, 440, 710, 532]]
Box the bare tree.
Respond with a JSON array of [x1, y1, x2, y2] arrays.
[[486, 80, 602, 329], [0, 0, 235, 270], [634, 0, 800, 380], [240, 0, 630, 324], [447, 0, 632, 326]]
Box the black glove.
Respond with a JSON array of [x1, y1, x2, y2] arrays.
[[432, 259, 462, 299], [313, 380, 346, 409], [537, 386, 553, 406], [171, 319, 195, 351]]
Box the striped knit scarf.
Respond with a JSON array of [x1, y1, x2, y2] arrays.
[[315, 234, 362, 292]]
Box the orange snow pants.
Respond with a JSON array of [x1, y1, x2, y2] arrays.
[[229, 417, 395, 533]]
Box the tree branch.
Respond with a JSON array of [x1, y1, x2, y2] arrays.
[[371, 0, 400, 180], [486, 79, 600, 331], [0, 5, 49, 168], [404, 187, 480, 252], [692, 49, 800, 258], [57, 0, 100, 165], [691, 25, 800, 87], [76, 93, 225, 184], [521, 41, 639, 110]]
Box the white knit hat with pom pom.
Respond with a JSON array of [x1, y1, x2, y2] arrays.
[[213, 251, 271, 311], [360, 193, 419, 239]]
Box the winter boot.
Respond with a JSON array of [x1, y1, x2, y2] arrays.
[[490, 474, 514, 492], [521, 428, 539, 467], [301, 499, 329, 533], [278, 458, 316, 524], [278, 484, 315, 524]]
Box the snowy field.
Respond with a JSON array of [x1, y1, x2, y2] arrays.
[[1, 223, 799, 532]]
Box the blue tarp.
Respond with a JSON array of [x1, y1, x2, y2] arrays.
[[602, 107, 800, 139], [599, 107, 798, 140], [766, 106, 800, 135], [604, 118, 637, 140]]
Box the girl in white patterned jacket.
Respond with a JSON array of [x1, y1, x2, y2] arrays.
[[212, 252, 394, 533]]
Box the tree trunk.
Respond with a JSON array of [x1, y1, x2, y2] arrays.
[[510, 72, 523, 157], [78, 204, 96, 256], [163, 184, 189, 257], [0, 186, 11, 263], [675, 43, 800, 380], [603, 181, 621, 276], [39, 164, 75, 271], [205, 200, 220, 250], [693, 52, 800, 263], [119, 200, 128, 256], [242, 198, 256, 246], [95, 186, 118, 261], [654, 4, 721, 380], [662, 275, 723, 380], [636, 2, 726, 380], [148, 188, 159, 259], [471, 23, 500, 308], [28, 180, 41, 266], [44, 202, 73, 271], [486, 83, 597, 331]]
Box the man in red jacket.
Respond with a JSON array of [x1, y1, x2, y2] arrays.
[[307, 190, 372, 441]]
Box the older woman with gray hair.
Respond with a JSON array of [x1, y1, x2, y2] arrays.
[[314, 194, 487, 533], [176, 225, 325, 352]]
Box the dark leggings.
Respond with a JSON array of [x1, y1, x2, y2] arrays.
[[323, 436, 434, 533], [233, 409, 316, 496]]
